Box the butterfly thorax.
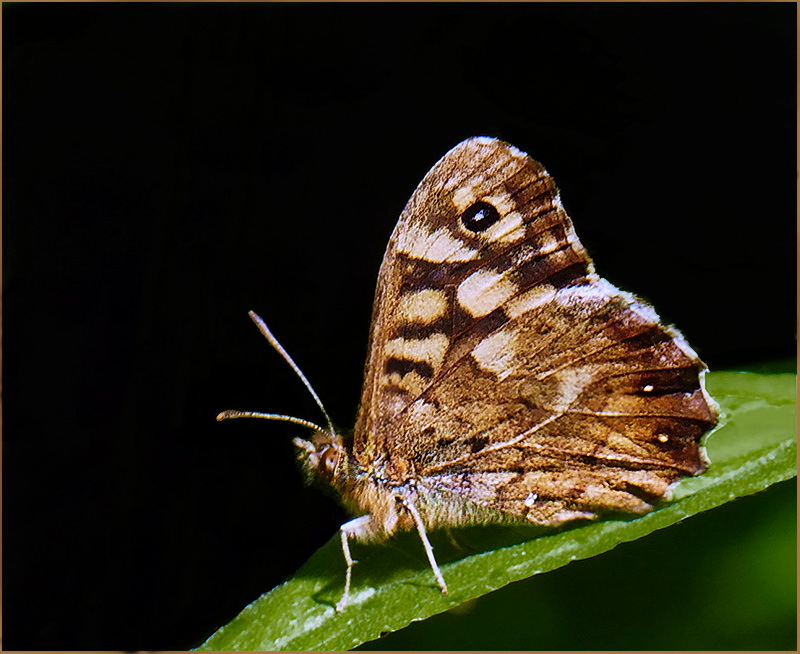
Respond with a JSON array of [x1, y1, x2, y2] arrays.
[[294, 430, 418, 542]]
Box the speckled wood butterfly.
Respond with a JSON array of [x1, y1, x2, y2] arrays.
[[219, 137, 718, 611]]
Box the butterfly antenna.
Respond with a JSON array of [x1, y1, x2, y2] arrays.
[[216, 311, 337, 437], [215, 410, 326, 433]]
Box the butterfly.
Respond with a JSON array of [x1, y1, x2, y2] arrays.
[[218, 137, 719, 612]]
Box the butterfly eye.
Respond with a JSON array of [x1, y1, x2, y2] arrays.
[[460, 200, 501, 233], [320, 447, 340, 476]]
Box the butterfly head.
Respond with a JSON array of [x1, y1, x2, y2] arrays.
[[293, 429, 348, 485]]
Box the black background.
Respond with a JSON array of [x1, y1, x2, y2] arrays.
[[4, 2, 796, 650]]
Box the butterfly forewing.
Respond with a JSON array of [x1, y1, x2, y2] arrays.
[[353, 137, 717, 525]]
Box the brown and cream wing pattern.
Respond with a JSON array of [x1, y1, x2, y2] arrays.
[[411, 282, 717, 524], [352, 137, 587, 455], [352, 137, 717, 522]]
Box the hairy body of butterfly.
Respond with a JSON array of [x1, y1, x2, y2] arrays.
[[221, 137, 718, 612]]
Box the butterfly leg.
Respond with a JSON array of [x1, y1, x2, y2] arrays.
[[400, 497, 448, 596], [336, 516, 370, 612]]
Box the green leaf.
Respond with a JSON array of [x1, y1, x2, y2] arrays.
[[197, 370, 796, 651]]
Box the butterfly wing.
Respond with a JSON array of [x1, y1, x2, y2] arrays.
[[353, 137, 717, 525]]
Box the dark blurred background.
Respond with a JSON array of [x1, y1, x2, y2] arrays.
[[4, 3, 795, 650]]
